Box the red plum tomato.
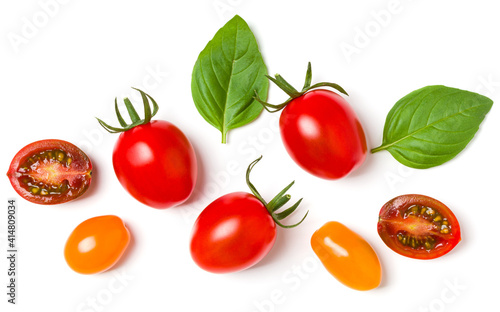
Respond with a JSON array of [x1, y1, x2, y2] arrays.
[[190, 192, 277, 274], [280, 89, 367, 180], [112, 120, 197, 209]]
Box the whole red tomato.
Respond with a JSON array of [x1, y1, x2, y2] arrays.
[[98, 89, 197, 209], [190, 157, 307, 274], [190, 192, 276, 273], [255, 63, 367, 179]]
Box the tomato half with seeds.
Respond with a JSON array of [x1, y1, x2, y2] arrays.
[[377, 194, 461, 259], [7, 139, 92, 205], [64, 215, 130, 274]]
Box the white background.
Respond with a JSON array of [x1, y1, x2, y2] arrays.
[[1, 0, 499, 311]]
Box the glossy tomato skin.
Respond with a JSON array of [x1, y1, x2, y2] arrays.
[[113, 120, 197, 209], [280, 90, 367, 180], [377, 194, 461, 260], [311, 221, 381, 291], [190, 192, 277, 274], [7, 139, 92, 205], [64, 215, 130, 274]]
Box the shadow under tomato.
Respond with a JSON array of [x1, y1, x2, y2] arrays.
[[246, 221, 301, 272], [181, 141, 207, 207], [372, 243, 389, 290], [346, 148, 377, 180]]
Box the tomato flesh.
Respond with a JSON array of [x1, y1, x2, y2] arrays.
[[64, 215, 130, 274], [190, 192, 277, 274], [280, 90, 367, 180], [377, 194, 461, 259], [112, 120, 197, 209], [311, 221, 381, 291], [7, 139, 92, 205]]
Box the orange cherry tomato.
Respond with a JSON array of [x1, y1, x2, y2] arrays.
[[64, 215, 130, 274], [311, 221, 381, 291]]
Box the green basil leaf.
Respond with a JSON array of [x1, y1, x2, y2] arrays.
[[191, 15, 269, 143], [371, 85, 493, 169]]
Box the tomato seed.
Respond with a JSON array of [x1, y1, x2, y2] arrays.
[[410, 206, 419, 214], [57, 152, 65, 162], [396, 232, 440, 250], [17, 149, 73, 196]]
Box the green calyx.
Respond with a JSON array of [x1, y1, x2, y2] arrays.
[[246, 156, 308, 228], [96, 88, 159, 133], [254, 62, 348, 113]]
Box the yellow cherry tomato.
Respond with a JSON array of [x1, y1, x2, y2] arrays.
[[311, 221, 381, 291], [64, 215, 130, 274]]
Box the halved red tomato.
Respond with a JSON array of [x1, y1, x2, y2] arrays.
[[377, 194, 461, 259], [7, 139, 92, 205]]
